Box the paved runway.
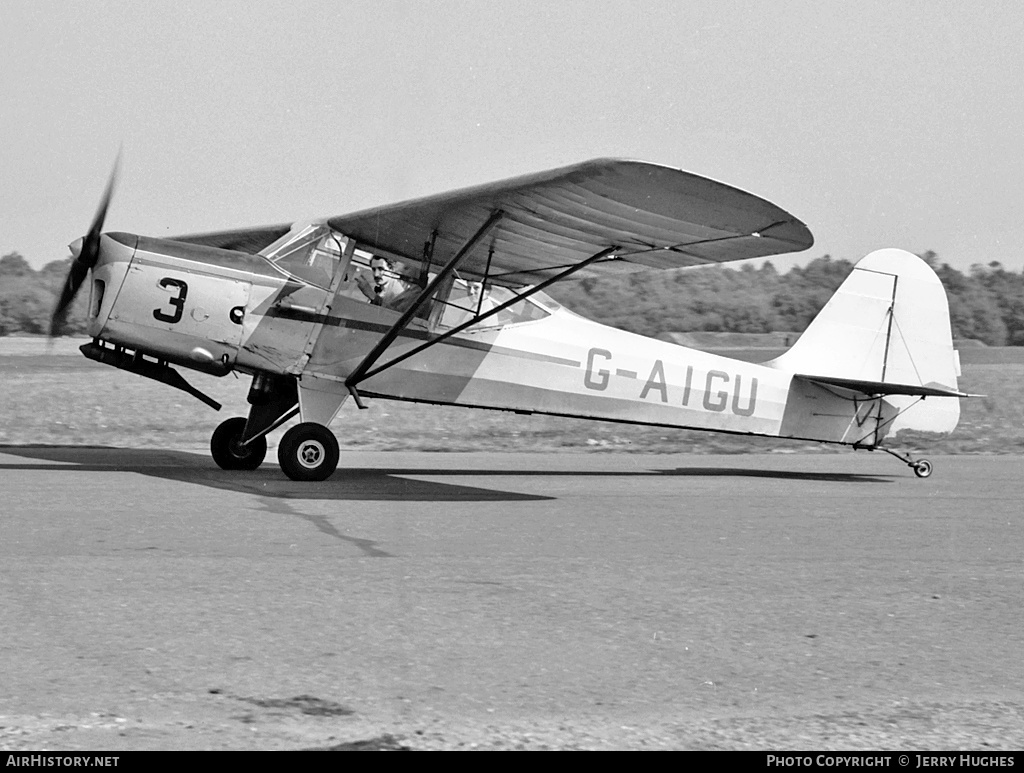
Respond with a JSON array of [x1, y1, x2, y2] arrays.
[[1, 447, 1021, 750]]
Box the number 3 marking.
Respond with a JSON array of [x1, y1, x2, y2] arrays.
[[153, 278, 189, 323]]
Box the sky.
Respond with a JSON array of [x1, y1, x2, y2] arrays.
[[2, 0, 1023, 272]]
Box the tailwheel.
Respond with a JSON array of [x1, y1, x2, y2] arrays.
[[211, 417, 267, 471], [878, 446, 934, 479], [277, 422, 339, 481]]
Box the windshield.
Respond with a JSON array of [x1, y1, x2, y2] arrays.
[[262, 224, 345, 289]]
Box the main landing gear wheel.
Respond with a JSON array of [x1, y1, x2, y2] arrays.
[[278, 422, 339, 481], [913, 459, 933, 479], [211, 417, 267, 470]]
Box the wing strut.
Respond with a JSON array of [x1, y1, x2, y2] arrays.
[[345, 210, 505, 391], [350, 244, 619, 385]]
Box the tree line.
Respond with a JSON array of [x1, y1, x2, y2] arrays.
[[3, 249, 1024, 345], [545, 251, 1024, 346]]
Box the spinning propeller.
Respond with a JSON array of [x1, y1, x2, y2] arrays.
[[50, 158, 120, 336]]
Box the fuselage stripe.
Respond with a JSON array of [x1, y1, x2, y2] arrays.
[[267, 307, 581, 368]]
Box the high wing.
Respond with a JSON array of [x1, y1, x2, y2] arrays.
[[175, 158, 813, 285]]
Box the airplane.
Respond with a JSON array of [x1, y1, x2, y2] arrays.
[[50, 158, 970, 481]]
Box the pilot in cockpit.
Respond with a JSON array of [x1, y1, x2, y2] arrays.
[[356, 256, 420, 311]]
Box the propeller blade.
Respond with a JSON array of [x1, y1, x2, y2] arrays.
[[50, 255, 92, 335], [50, 157, 120, 336], [81, 155, 120, 269]]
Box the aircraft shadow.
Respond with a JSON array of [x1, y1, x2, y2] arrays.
[[655, 466, 897, 483], [331, 466, 895, 484], [0, 445, 894, 504], [0, 445, 551, 503]]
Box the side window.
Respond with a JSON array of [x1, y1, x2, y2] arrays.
[[437, 279, 549, 330], [336, 252, 375, 302], [336, 253, 426, 314]]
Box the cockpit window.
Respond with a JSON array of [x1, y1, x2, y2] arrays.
[[437, 279, 550, 331], [262, 224, 345, 290], [262, 227, 554, 332]]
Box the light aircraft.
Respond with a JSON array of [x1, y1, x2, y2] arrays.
[[51, 158, 970, 481]]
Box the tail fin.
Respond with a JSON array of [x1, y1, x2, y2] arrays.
[[769, 249, 962, 436]]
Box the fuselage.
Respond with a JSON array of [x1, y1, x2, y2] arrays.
[[82, 228, 913, 448]]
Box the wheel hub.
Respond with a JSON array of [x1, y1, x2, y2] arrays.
[[297, 440, 325, 468]]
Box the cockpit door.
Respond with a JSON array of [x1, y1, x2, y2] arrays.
[[240, 225, 352, 373]]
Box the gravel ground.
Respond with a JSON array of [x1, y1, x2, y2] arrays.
[[3, 700, 1022, 750]]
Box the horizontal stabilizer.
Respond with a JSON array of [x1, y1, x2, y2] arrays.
[[796, 374, 976, 399]]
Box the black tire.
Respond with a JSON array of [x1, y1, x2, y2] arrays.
[[277, 422, 339, 481], [211, 417, 267, 471], [913, 459, 933, 479]]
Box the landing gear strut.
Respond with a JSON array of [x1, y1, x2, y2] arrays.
[[879, 447, 933, 478]]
